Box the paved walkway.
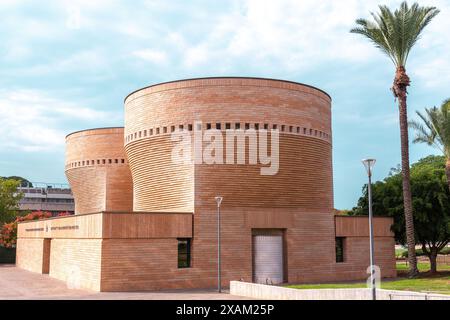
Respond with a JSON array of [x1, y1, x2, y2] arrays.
[[0, 265, 249, 300]]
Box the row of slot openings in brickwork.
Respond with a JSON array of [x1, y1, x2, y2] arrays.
[[125, 123, 331, 143]]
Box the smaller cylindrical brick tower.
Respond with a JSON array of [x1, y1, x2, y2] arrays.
[[65, 127, 133, 214]]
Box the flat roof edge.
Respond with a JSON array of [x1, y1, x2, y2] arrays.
[[124, 76, 332, 103]]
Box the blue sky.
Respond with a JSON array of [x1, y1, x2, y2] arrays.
[[0, 0, 448, 209]]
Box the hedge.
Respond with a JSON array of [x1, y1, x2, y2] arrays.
[[0, 246, 16, 264]]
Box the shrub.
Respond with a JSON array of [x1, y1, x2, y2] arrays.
[[0, 211, 51, 248], [57, 211, 71, 217]]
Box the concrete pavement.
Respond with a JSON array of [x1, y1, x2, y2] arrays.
[[0, 265, 249, 300]]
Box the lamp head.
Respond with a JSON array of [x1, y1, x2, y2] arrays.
[[362, 158, 376, 176], [215, 196, 223, 207]]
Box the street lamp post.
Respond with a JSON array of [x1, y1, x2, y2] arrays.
[[215, 196, 223, 293], [362, 158, 376, 301]]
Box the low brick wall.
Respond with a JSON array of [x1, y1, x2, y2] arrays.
[[230, 281, 450, 300]]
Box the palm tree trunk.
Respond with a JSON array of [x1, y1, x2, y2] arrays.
[[446, 159, 450, 193], [394, 67, 419, 278]]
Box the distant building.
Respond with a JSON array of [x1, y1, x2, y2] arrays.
[[17, 183, 74, 215]]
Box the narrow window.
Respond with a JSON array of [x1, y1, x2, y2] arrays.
[[289, 126, 293, 133], [150, 128, 153, 135], [245, 123, 250, 130], [121, 159, 125, 164], [179, 124, 184, 130], [264, 124, 269, 130], [255, 123, 259, 130], [188, 124, 193, 131], [139, 131, 142, 138], [144, 130, 147, 137], [281, 125, 285, 132], [163, 127, 167, 134], [225, 123, 231, 130], [102, 159, 106, 164], [296, 127, 300, 134], [171, 126, 175, 132], [216, 123, 221, 130], [156, 128, 160, 134], [178, 238, 191, 268], [335, 237, 345, 263], [206, 123, 212, 130], [273, 124, 277, 130], [115, 159, 118, 164], [235, 123, 240, 130]]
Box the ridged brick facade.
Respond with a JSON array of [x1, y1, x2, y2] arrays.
[[65, 128, 133, 214]]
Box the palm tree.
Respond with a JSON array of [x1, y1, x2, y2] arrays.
[[350, 2, 439, 277], [410, 99, 450, 191]]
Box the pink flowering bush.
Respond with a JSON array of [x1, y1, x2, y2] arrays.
[[0, 211, 52, 248]]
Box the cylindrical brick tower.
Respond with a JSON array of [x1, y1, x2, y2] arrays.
[[124, 77, 333, 213], [65, 127, 133, 214]]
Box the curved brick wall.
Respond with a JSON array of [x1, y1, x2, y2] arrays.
[[124, 77, 333, 212], [65, 128, 133, 214]]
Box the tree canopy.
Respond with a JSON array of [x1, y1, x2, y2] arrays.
[[350, 155, 450, 272], [0, 176, 32, 188], [0, 178, 23, 224]]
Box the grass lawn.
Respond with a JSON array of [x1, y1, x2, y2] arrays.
[[287, 262, 450, 295], [396, 261, 450, 272]]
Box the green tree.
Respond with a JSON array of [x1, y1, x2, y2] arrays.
[[350, 1, 440, 277], [351, 156, 450, 273], [410, 99, 450, 192], [0, 176, 32, 187], [0, 178, 23, 224]]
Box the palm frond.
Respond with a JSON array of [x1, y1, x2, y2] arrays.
[[410, 102, 450, 158], [350, 1, 440, 67]]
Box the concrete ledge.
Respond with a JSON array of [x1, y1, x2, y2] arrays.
[[230, 281, 450, 300]]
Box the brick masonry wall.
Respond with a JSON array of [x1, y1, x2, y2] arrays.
[[334, 237, 397, 281], [124, 78, 332, 213], [49, 239, 102, 291], [101, 239, 196, 291], [65, 128, 133, 214], [125, 137, 194, 212], [16, 238, 46, 273]]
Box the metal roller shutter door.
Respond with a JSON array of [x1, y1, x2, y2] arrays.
[[253, 234, 283, 284]]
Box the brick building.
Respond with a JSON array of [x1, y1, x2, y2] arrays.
[[16, 77, 396, 291]]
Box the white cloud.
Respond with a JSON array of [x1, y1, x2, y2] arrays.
[[153, 0, 447, 77], [132, 49, 168, 64], [0, 89, 118, 152], [169, 0, 385, 71], [413, 57, 450, 89], [408, 0, 450, 90]]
